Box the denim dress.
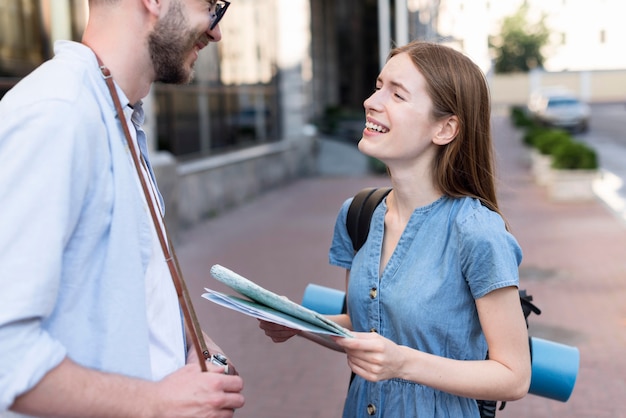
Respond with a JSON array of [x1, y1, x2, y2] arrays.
[[329, 195, 522, 417]]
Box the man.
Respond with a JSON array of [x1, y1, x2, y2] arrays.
[[0, 1, 245, 416]]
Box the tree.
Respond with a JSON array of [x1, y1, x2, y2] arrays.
[[489, 4, 550, 73]]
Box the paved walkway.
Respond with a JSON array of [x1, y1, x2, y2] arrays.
[[177, 114, 626, 417]]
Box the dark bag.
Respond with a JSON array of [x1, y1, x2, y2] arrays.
[[346, 187, 540, 418]]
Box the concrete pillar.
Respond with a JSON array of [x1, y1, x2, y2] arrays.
[[394, 0, 409, 47], [378, 0, 410, 69], [277, 0, 311, 140], [49, 0, 71, 42], [580, 71, 591, 102], [378, 0, 391, 70]]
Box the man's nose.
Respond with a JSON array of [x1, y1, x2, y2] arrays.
[[208, 24, 222, 42]]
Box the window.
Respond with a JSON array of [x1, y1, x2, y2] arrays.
[[154, 0, 281, 157], [0, 0, 281, 156], [0, 0, 48, 77]]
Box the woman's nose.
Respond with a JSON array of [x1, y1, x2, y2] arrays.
[[364, 91, 380, 111]]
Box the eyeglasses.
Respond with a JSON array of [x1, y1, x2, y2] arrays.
[[209, 0, 230, 31]]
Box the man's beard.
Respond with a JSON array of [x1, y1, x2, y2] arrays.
[[148, 1, 198, 84]]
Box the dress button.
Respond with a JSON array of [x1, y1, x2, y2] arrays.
[[369, 287, 377, 299], [367, 403, 376, 415]]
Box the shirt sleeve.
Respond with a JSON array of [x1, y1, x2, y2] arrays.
[[458, 204, 523, 299], [328, 198, 355, 270], [0, 95, 91, 409]]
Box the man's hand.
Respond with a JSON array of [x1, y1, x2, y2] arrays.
[[186, 330, 240, 375], [10, 357, 244, 418], [152, 363, 245, 418]]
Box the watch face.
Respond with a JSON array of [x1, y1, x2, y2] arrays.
[[211, 353, 228, 366]]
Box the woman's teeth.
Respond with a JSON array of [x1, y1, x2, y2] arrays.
[[365, 121, 389, 133]]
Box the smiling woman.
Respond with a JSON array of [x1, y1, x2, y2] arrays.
[[259, 40, 531, 418]]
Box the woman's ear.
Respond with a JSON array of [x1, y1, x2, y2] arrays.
[[433, 115, 459, 145]]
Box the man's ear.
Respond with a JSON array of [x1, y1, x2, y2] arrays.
[[433, 115, 459, 145], [142, 0, 162, 17]]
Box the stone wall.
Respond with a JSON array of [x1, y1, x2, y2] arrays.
[[153, 136, 318, 240]]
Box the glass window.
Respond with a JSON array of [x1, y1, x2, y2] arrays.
[[0, 0, 281, 155], [155, 0, 281, 157], [0, 0, 47, 97]]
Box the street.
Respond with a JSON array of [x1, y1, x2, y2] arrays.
[[578, 103, 626, 224]]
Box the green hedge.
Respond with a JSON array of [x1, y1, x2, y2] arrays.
[[533, 130, 572, 155], [510, 106, 599, 170], [551, 141, 598, 170], [510, 106, 534, 128], [522, 125, 550, 147]]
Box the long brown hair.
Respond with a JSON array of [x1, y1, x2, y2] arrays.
[[389, 41, 502, 217]]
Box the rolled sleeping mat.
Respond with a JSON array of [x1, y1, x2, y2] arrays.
[[301, 283, 346, 315], [529, 337, 579, 402], [302, 283, 580, 402]]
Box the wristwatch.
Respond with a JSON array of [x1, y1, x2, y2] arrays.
[[210, 352, 229, 374]]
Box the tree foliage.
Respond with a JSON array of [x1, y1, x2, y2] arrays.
[[490, 4, 550, 73]]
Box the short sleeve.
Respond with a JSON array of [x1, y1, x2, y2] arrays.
[[458, 205, 523, 299], [328, 198, 355, 270]]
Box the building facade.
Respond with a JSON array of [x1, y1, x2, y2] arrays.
[[428, 0, 626, 73], [0, 0, 322, 236], [3, 0, 624, 232]]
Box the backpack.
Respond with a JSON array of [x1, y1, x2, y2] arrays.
[[346, 187, 541, 418]]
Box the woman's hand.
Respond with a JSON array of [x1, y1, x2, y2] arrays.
[[258, 320, 301, 343], [332, 331, 405, 382]]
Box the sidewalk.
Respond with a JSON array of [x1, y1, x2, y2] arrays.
[[177, 114, 626, 418]]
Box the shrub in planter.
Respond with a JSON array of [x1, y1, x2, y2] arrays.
[[551, 141, 598, 170], [533, 130, 573, 156], [510, 106, 535, 128], [522, 125, 550, 147], [548, 141, 599, 201]]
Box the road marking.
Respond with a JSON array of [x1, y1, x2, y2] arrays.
[[593, 169, 626, 224]]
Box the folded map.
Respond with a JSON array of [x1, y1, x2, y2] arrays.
[[203, 264, 352, 338]]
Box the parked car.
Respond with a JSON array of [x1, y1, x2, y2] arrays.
[[527, 88, 590, 133]]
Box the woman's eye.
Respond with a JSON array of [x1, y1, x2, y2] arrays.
[[394, 92, 405, 100]]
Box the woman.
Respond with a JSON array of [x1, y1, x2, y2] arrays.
[[260, 40, 530, 417]]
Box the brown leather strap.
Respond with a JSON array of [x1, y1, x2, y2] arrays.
[[92, 53, 210, 371]]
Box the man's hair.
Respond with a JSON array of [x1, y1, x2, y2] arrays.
[[388, 41, 501, 218]]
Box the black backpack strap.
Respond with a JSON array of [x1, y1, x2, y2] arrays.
[[519, 289, 542, 326], [345, 186, 391, 388], [346, 187, 392, 252]]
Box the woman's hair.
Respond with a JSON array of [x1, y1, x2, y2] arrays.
[[388, 41, 501, 216]]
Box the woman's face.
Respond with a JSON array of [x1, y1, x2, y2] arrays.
[[360, 52, 444, 170]]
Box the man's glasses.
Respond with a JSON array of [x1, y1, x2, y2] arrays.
[[209, 0, 230, 30]]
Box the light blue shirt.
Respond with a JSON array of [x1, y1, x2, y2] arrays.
[[0, 41, 171, 410], [329, 195, 522, 417]]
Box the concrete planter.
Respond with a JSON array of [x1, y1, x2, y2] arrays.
[[530, 149, 553, 186], [547, 169, 599, 202]]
